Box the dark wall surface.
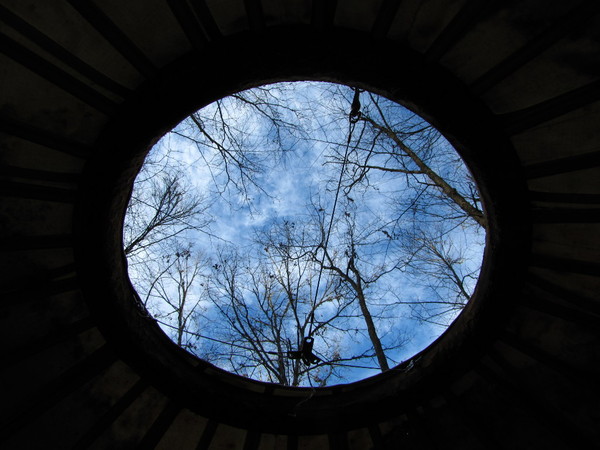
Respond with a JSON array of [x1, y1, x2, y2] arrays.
[[1, 1, 599, 448]]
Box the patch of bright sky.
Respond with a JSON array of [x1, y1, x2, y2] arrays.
[[128, 81, 485, 386]]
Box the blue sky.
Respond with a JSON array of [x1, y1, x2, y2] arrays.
[[125, 81, 486, 387]]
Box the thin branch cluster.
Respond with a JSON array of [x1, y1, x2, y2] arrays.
[[124, 82, 486, 387]]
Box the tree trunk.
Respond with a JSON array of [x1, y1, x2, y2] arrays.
[[349, 263, 389, 371], [357, 291, 389, 370], [362, 116, 486, 228]]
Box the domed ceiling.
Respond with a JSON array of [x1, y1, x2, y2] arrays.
[[1, 1, 599, 449]]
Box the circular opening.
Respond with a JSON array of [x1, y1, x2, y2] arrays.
[[123, 81, 486, 387]]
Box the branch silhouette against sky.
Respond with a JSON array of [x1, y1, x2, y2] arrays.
[[124, 81, 486, 387]]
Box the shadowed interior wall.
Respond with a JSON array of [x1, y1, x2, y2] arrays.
[[1, 1, 599, 449]]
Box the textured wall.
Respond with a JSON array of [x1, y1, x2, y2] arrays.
[[1, 1, 599, 449]]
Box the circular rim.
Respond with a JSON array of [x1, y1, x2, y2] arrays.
[[75, 27, 529, 434]]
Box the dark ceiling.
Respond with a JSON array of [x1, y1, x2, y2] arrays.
[[1, 1, 599, 449]]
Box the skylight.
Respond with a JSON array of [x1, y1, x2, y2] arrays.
[[124, 81, 486, 387]]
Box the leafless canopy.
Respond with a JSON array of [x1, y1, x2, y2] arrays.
[[124, 81, 486, 386]]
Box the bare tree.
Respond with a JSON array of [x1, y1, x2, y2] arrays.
[[317, 85, 485, 325], [201, 221, 377, 386], [124, 81, 485, 386], [391, 224, 482, 326], [169, 84, 307, 205], [141, 242, 208, 352], [357, 93, 484, 227], [123, 145, 211, 262]]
